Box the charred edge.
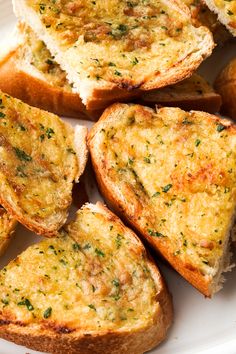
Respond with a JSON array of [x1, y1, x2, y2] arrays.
[[0, 319, 11, 326], [43, 322, 75, 334]]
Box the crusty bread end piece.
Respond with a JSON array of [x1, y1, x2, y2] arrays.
[[13, 0, 214, 108], [0, 91, 88, 236], [214, 57, 236, 120], [204, 0, 236, 37], [0, 202, 173, 354], [89, 103, 236, 297]]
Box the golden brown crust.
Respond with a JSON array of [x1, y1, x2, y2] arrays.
[[0, 212, 17, 258], [0, 203, 173, 354], [88, 103, 236, 297], [214, 57, 236, 120]]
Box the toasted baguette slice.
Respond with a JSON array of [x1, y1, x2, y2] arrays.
[[0, 207, 17, 257], [0, 202, 172, 354], [89, 104, 236, 297], [183, 0, 232, 44], [214, 57, 236, 120], [13, 0, 214, 108], [204, 0, 236, 36], [0, 91, 88, 236], [0, 24, 102, 121], [140, 73, 222, 113]]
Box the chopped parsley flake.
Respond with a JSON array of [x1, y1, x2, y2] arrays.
[[43, 307, 52, 319], [14, 148, 32, 162]]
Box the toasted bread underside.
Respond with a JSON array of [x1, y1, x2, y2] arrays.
[[183, 0, 232, 44], [140, 73, 222, 113], [0, 91, 88, 236], [13, 0, 214, 108], [204, 0, 236, 36], [89, 104, 236, 297], [0, 207, 17, 257], [0, 24, 102, 121], [214, 57, 236, 120], [0, 203, 172, 354]]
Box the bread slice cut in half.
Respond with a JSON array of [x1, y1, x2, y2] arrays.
[[140, 73, 222, 113], [0, 202, 173, 354], [183, 0, 232, 44], [0, 91, 88, 236], [0, 23, 102, 121], [13, 0, 214, 108], [0, 24, 220, 116], [89, 104, 236, 297], [0, 207, 17, 257], [204, 0, 236, 37]]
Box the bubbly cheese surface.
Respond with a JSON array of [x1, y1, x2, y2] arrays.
[[212, 0, 236, 30], [0, 207, 158, 332], [0, 92, 78, 224], [26, 0, 212, 89], [93, 105, 236, 278]]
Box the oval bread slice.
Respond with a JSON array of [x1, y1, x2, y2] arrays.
[[0, 207, 17, 257], [13, 0, 214, 108], [0, 202, 173, 354], [0, 91, 88, 236], [89, 103, 236, 297]]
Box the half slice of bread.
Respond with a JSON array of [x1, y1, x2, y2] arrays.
[[0, 91, 88, 236], [140, 73, 222, 113], [13, 0, 214, 108], [0, 202, 173, 354], [0, 207, 17, 257], [0, 23, 101, 120], [89, 103, 236, 297], [204, 0, 236, 36]]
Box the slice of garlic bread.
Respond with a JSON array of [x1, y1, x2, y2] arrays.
[[0, 23, 101, 120], [183, 0, 232, 44], [204, 0, 236, 37], [0, 207, 17, 257], [13, 0, 214, 108], [89, 104, 236, 297], [0, 91, 88, 236], [0, 203, 172, 354], [140, 73, 222, 113]]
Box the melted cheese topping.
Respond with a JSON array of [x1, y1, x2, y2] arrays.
[[213, 0, 236, 30], [0, 92, 78, 224], [27, 0, 211, 89], [21, 26, 71, 90], [94, 105, 236, 278], [0, 207, 158, 331]]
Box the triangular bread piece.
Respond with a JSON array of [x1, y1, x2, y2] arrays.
[[0, 203, 172, 354], [13, 0, 214, 108], [0, 91, 87, 236], [89, 103, 236, 296]]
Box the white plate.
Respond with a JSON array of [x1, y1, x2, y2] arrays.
[[0, 1, 236, 353]]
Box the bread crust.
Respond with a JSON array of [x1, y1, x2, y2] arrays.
[[214, 57, 236, 120], [0, 211, 17, 257], [13, 0, 215, 108], [0, 202, 173, 354], [88, 104, 236, 297]]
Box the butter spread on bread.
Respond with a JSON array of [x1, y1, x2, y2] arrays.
[[89, 104, 236, 297], [0, 203, 172, 354], [13, 0, 214, 107], [0, 92, 87, 236], [204, 0, 236, 36]]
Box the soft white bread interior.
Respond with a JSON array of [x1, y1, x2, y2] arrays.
[[204, 0, 236, 37], [0, 207, 17, 257], [13, 0, 214, 108], [0, 202, 173, 354], [140, 73, 222, 113], [89, 103, 236, 297], [0, 91, 88, 236]]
